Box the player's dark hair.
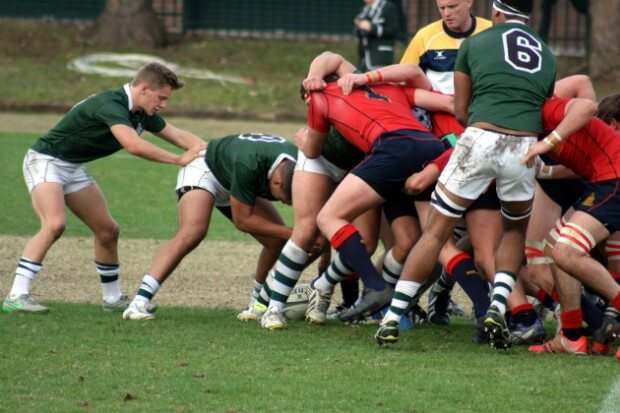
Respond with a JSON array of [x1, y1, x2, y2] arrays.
[[133, 62, 185, 90], [323, 73, 339, 83], [299, 73, 339, 100], [494, 0, 533, 16], [597, 94, 620, 125]]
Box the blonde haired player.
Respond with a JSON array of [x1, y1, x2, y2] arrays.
[[3, 63, 206, 314]]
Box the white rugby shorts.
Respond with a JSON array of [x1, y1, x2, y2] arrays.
[[175, 156, 231, 206], [295, 150, 347, 183], [23, 149, 94, 194], [438, 127, 537, 202]]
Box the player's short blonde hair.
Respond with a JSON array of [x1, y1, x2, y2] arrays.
[[132, 62, 185, 90]]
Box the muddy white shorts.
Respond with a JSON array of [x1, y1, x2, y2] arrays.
[[23, 149, 94, 195], [295, 150, 347, 183], [175, 157, 230, 207], [438, 127, 537, 202]]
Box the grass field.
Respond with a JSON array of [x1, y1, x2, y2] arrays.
[[2, 305, 618, 413], [1, 17, 619, 410], [0, 19, 360, 120], [1, 114, 619, 412]]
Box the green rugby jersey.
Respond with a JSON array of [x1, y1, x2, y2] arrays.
[[455, 21, 556, 133], [205, 133, 297, 205], [31, 85, 166, 163], [322, 128, 364, 171]]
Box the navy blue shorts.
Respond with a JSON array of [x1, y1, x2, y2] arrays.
[[383, 193, 416, 222], [574, 179, 620, 232], [538, 178, 585, 214], [351, 130, 445, 199], [382, 187, 434, 222]]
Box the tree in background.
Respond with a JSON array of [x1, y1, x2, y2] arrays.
[[93, 0, 166, 48], [588, 0, 620, 81], [538, 0, 589, 42]]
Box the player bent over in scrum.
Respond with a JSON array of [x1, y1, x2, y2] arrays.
[[123, 133, 296, 320], [256, 127, 376, 329], [523, 96, 620, 356], [301, 54, 446, 323], [374, 0, 556, 348]]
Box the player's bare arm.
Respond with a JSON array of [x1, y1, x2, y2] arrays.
[[404, 162, 441, 195], [230, 197, 292, 241], [414, 89, 454, 113], [338, 63, 431, 96], [534, 160, 580, 180], [111, 124, 205, 166], [294, 127, 308, 148], [154, 123, 206, 150], [300, 128, 327, 159], [303, 51, 356, 92], [522, 98, 598, 166], [305, 51, 355, 83], [454, 71, 472, 126], [554, 74, 596, 101]]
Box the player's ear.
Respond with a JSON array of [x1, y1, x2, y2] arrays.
[[268, 174, 282, 201], [137, 82, 150, 93], [271, 167, 283, 187]]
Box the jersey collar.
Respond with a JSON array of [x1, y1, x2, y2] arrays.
[[442, 14, 477, 39], [267, 153, 296, 179], [123, 83, 134, 111]]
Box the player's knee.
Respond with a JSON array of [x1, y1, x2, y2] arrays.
[[96, 221, 120, 244], [290, 233, 316, 252], [554, 222, 594, 267], [177, 225, 208, 251], [392, 237, 415, 260], [43, 218, 67, 240], [552, 242, 585, 270], [291, 219, 319, 245], [551, 243, 571, 268]]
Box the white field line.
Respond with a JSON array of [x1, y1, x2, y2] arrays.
[[68, 53, 251, 85], [598, 374, 620, 413]]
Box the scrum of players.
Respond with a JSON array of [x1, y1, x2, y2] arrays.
[[243, 0, 620, 358], [5, 0, 619, 359]]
